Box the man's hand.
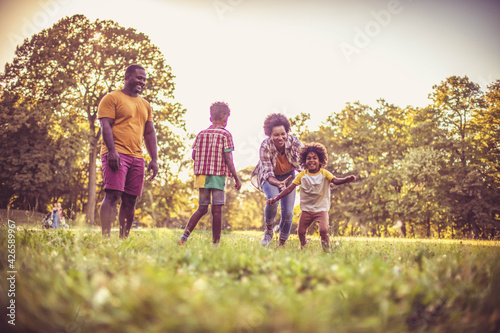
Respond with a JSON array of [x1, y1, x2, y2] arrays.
[[107, 151, 121, 172], [234, 179, 242, 191], [147, 160, 159, 180]]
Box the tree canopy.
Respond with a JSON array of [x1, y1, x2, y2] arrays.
[[301, 76, 500, 239], [0, 14, 189, 223]]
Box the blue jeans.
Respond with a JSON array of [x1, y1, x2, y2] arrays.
[[52, 211, 60, 229], [262, 170, 296, 241]]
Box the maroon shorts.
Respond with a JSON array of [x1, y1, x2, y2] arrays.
[[298, 211, 329, 233], [101, 153, 145, 197]]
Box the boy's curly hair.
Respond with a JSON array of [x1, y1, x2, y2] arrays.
[[210, 102, 230, 121], [299, 142, 328, 168], [263, 113, 291, 136]]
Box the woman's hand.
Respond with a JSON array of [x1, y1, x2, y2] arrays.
[[274, 175, 292, 192]]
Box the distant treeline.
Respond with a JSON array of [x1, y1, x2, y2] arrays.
[[0, 16, 498, 239]]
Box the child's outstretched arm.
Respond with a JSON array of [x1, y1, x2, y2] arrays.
[[267, 183, 297, 205], [331, 175, 356, 185], [224, 151, 242, 190]]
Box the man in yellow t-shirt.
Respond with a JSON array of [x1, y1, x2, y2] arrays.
[[98, 64, 158, 238]]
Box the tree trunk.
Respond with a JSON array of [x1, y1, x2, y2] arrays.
[[409, 220, 414, 238], [86, 129, 100, 225], [87, 144, 98, 225], [426, 215, 431, 238]]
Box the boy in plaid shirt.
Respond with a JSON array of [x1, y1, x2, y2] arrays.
[[178, 102, 241, 245]]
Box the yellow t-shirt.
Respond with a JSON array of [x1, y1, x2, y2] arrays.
[[98, 91, 153, 158], [293, 169, 335, 212]]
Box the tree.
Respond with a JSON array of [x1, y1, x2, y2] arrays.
[[289, 112, 311, 141], [0, 90, 85, 211], [307, 100, 411, 236], [0, 15, 188, 223], [387, 147, 447, 237], [429, 76, 498, 238]]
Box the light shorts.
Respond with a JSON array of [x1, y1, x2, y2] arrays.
[[198, 188, 225, 206], [101, 153, 145, 197]]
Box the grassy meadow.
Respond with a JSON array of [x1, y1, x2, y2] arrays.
[[1, 224, 500, 333]]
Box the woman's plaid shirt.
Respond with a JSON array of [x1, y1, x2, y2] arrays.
[[192, 127, 234, 177], [250, 134, 303, 191]]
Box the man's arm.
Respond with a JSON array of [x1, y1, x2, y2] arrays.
[[99, 117, 120, 171], [144, 120, 158, 180], [223, 151, 242, 190]]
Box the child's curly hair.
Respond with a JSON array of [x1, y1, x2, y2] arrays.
[[210, 102, 230, 121], [263, 113, 291, 136], [299, 142, 328, 168]]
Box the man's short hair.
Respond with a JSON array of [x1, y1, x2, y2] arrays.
[[210, 102, 231, 121], [125, 64, 145, 78]]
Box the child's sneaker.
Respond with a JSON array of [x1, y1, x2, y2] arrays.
[[178, 235, 188, 245], [261, 228, 273, 246]]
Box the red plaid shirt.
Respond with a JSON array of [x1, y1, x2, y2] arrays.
[[192, 127, 234, 177]]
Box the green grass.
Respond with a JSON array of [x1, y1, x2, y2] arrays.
[[0, 209, 46, 225], [1, 226, 500, 333]]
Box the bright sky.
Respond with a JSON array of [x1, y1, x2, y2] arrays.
[[1, 0, 499, 170]]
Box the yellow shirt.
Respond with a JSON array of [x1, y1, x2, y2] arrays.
[[293, 169, 335, 212], [98, 91, 153, 158]]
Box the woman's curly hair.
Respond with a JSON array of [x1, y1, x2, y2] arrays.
[[263, 113, 291, 136], [299, 142, 328, 168]]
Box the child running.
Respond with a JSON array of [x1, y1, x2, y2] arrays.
[[268, 142, 355, 251], [178, 102, 242, 245]]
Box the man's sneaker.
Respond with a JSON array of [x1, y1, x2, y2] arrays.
[[261, 228, 274, 246]]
